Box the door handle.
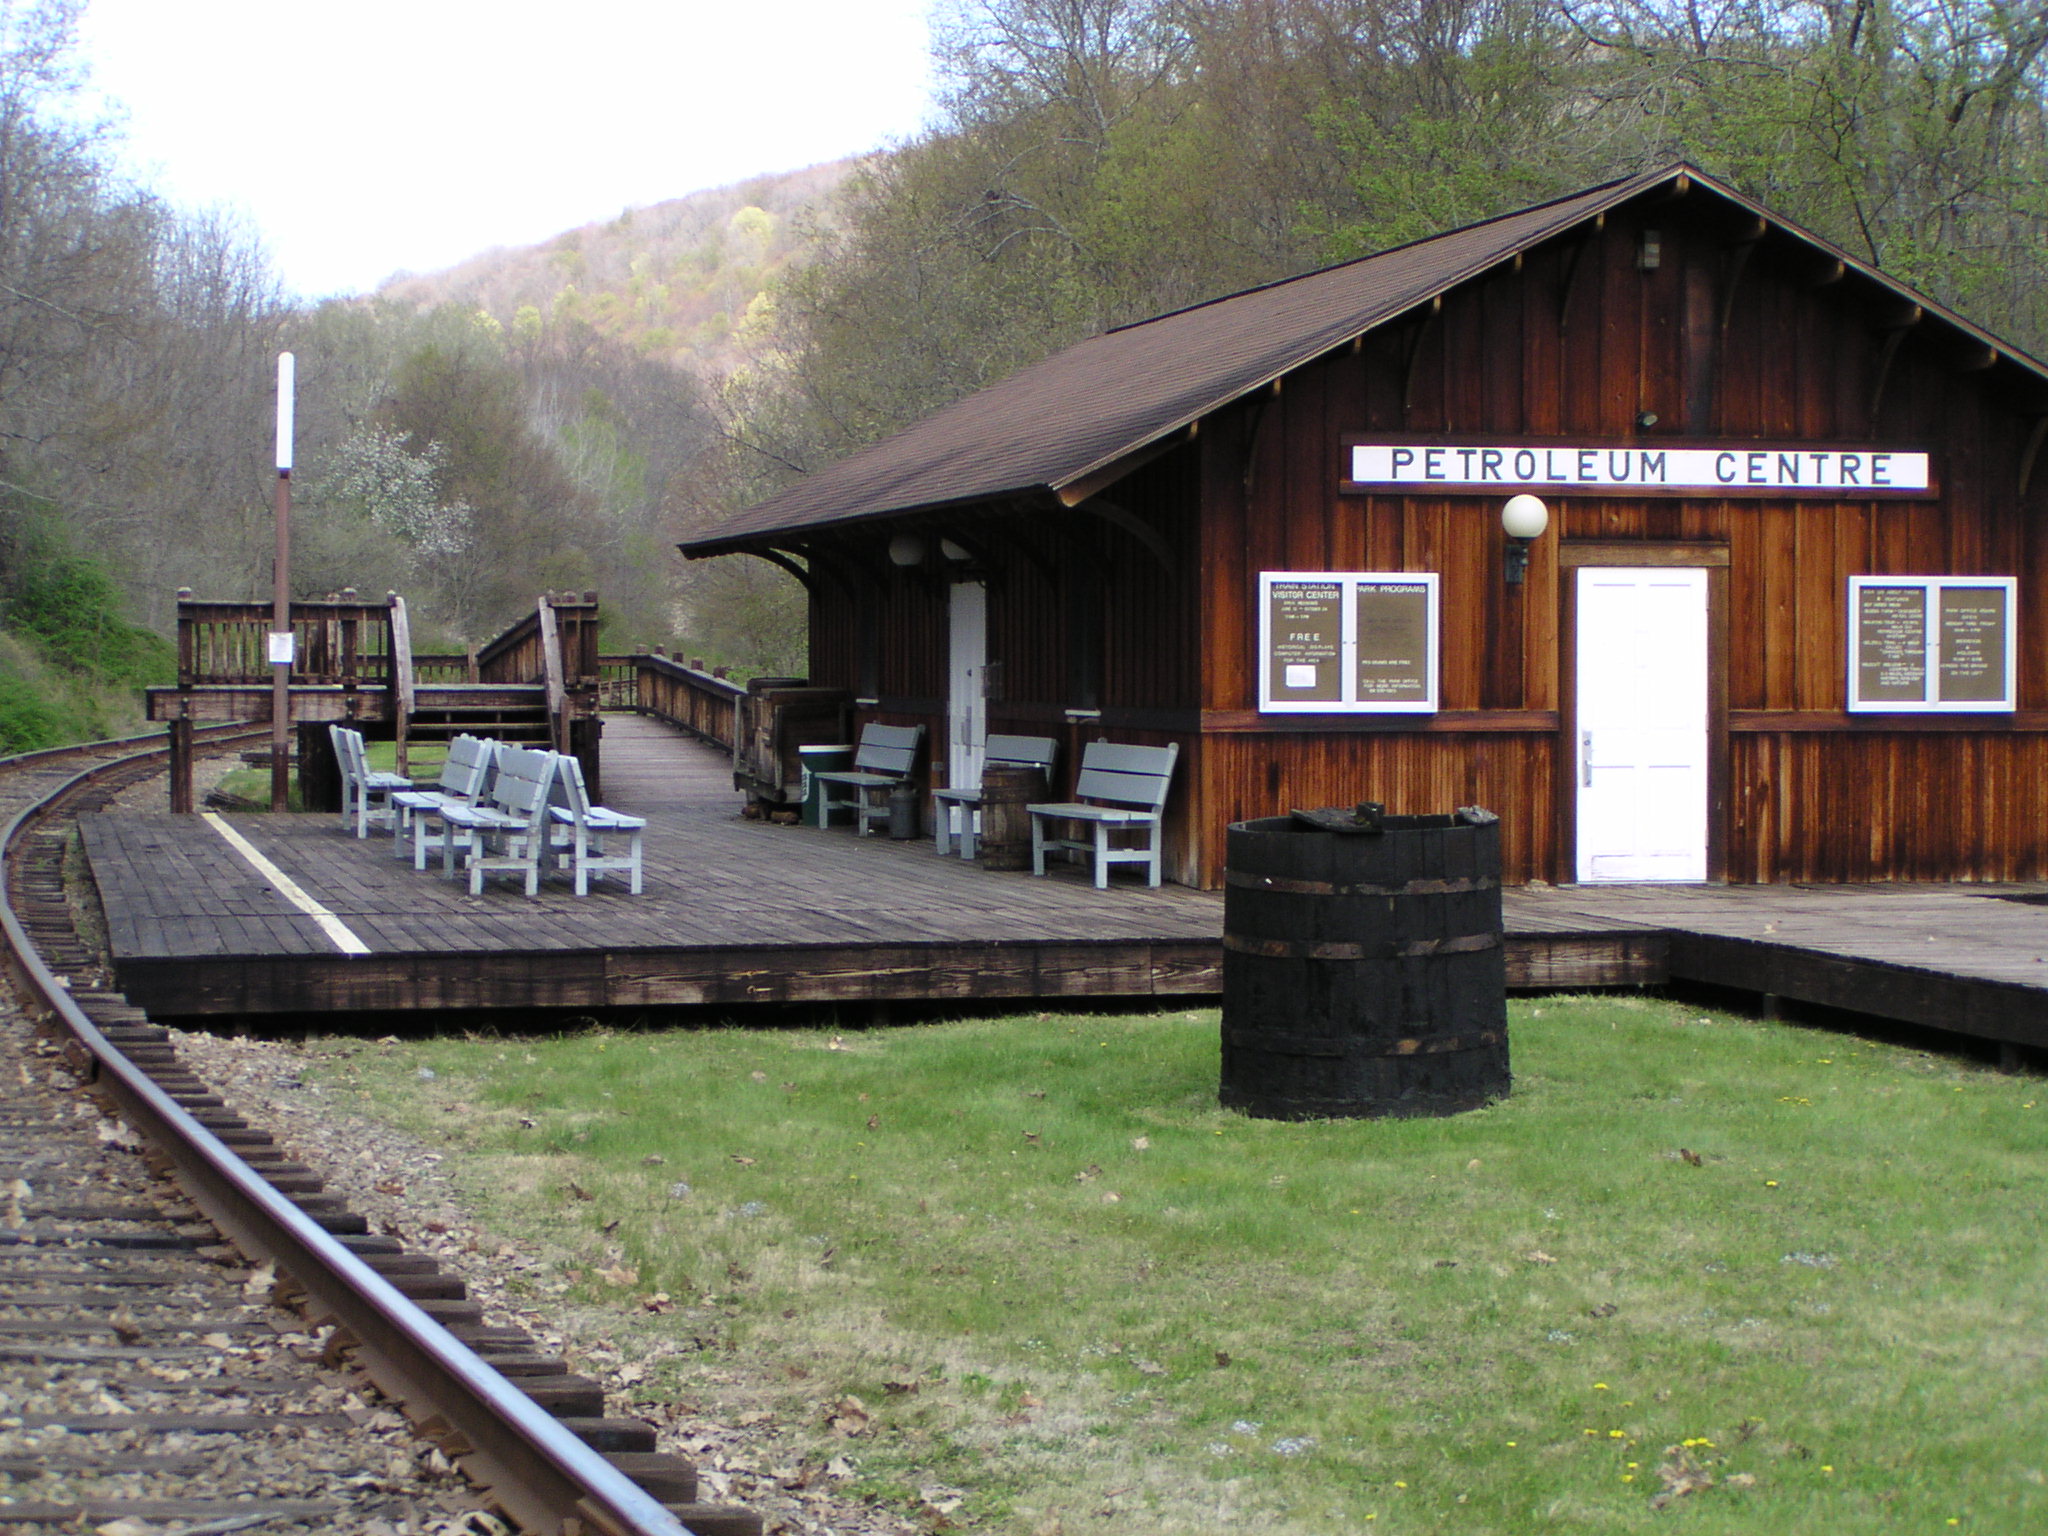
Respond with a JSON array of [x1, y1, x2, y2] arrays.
[[1581, 729, 1593, 787]]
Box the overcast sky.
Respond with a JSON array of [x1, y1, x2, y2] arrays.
[[77, 0, 938, 301]]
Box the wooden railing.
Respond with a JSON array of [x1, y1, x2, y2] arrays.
[[471, 595, 602, 755], [412, 652, 479, 684], [596, 655, 638, 710], [477, 593, 601, 686], [633, 654, 745, 750], [176, 592, 400, 688]]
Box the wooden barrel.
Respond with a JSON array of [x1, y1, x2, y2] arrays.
[[1220, 811, 1509, 1120], [977, 765, 1049, 871]]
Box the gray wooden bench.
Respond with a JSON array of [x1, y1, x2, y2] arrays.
[[1028, 740, 1179, 888], [328, 724, 410, 839], [436, 745, 560, 896], [932, 734, 1059, 859], [813, 723, 924, 836], [389, 733, 495, 869], [546, 753, 646, 895]]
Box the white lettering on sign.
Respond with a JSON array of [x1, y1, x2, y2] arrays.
[[1352, 444, 1931, 493]]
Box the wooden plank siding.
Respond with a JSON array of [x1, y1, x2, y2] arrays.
[[728, 174, 2048, 892], [1183, 197, 2048, 887]]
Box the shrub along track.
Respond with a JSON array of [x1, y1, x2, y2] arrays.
[[0, 729, 757, 1536]]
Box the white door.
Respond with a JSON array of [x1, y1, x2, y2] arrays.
[[947, 581, 988, 804], [1575, 567, 1709, 882]]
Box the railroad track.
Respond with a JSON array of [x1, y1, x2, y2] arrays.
[[0, 729, 758, 1536]]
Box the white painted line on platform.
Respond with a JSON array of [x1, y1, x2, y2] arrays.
[[200, 813, 371, 956]]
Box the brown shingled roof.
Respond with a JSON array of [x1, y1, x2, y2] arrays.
[[681, 162, 2045, 555]]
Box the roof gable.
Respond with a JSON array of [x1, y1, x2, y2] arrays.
[[684, 164, 2048, 555]]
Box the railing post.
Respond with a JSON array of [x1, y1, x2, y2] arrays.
[[167, 715, 194, 815], [389, 593, 415, 778]]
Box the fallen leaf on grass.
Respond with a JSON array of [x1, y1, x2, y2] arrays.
[[826, 1395, 872, 1436], [640, 1293, 674, 1313], [1649, 1446, 1716, 1509], [918, 1485, 967, 1515], [566, 1181, 593, 1202], [1074, 1164, 1101, 1183], [1131, 1135, 1150, 1151], [882, 1380, 920, 1397], [824, 1455, 855, 1479], [730, 1155, 756, 1166], [1679, 1148, 1704, 1167], [866, 1114, 879, 1130], [597, 1265, 639, 1288], [1523, 1250, 1557, 1265], [1101, 1190, 1122, 1203], [1214, 1351, 1232, 1367]]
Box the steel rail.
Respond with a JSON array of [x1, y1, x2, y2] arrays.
[[0, 734, 692, 1536]]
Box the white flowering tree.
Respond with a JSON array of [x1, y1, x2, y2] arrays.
[[314, 427, 473, 557]]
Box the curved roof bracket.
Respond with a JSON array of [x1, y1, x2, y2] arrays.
[[751, 546, 820, 594], [1076, 497, 1174, 577], [2018, 417, 2048, 500], [1868, 305, 1922, 431]]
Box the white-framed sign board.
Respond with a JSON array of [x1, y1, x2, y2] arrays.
[[1846, 576, 2016, 712], [1259, 571, 1439, 713]]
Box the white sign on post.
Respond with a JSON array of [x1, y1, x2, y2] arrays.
[[267, 632, 296, 666]]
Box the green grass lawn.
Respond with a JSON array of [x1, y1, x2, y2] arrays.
[[294, 997, 2046, 1533]]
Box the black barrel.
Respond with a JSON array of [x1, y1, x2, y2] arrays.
[[977, 764, 1049, 871], [1220, 810, 1510, 1120]]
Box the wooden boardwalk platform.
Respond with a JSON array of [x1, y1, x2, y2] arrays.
[[77, 716, 2048, 1048]]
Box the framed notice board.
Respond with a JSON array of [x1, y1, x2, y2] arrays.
[[1846, 576, 2016, 712], [1258, 571, 1439, 713]]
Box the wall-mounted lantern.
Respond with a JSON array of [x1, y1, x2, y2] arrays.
[[1501, 494, 1549, 585], [888, 533, 927, 568]]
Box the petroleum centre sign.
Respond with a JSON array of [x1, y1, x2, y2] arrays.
[[1344, 440, 1934, 496]]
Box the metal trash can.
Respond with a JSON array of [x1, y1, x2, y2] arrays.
[[1220, 803, 1509, 1120], [888, 781, 921, 840], [798, 745, 853, 827]]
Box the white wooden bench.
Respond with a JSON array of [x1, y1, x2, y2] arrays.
[[436, 745, 560, 896], [389, 734, 495, 869], [547, 753, 646, 895], [1028, 740, 1179, 888], [813, 723, 925, 836], [329, 724, 410, 838], [932, 733, 1058, 859]]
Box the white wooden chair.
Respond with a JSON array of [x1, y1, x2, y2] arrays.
[[389, 734, 496, 869], [329, 724, 410, 839], [436, 745, 560, 896], [812, 723, 925, 835], [546, 753, 646, 895], [1028, 740, 1179, 888], [932, 733, 1058, 858]]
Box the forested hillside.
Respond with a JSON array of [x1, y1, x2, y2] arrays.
[[9, 0, 2048, 751], [728, 0, 2048, 510]]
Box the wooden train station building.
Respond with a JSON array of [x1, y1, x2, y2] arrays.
[[682, 163, 2048, 890]]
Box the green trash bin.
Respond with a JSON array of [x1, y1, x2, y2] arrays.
[[799, 744, 854, 827]]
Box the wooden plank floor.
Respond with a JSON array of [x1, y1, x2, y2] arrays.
[[76, 714, 2048, 1044], [88, 714, 1231, 1016], [1508, 881, 2048, 1048]]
